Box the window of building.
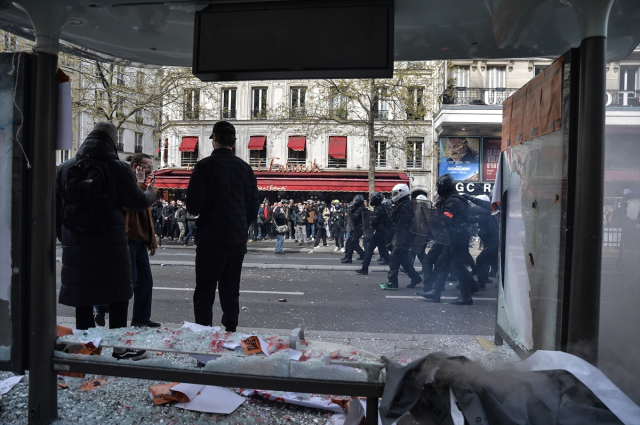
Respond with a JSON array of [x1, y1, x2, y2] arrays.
[[183, 89, 200, 120], [56, 150, 71, 164], [454, 66, 470, 88], [135, 109, 143, 124], [486, 66, 506, 89], [135, 132, 143, 153], [373, 88, 388, 119], [116, 96, 124, 119], [116, 66, 125, 86], [620, 67, 639, 91], [287, 136, 306, 165], [116, 129, 124, 152], [162, 138, 168, 164], [375, 138, 387, 168], [329, 88, 348, 120], [252, 88, 268, 119], [406, 137, 423, 168], [407, 86, 424, 120], [290, 87, 306, 118], [222, 88, 237, 119], [95, 89, 105, 114], [534, 65, 548, 76], [3, 33, 16, 51], [328, 136, 347, 168], [248, 136, 267, 167]]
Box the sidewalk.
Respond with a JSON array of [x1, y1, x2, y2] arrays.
[[157, 237, 350, 254]]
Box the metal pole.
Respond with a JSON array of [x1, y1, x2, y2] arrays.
[[566, 36, 607, 365], [27, 51, 58, 424]]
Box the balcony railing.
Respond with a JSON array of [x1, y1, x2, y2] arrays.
[[606, 90, 640, 107], [287, 157, 306, 165], [289, 107, 306, 119], [406, 158, 423, 169], [443, 88, 516, 106], [181, 157, 198, 167], [329, 109, 348, 120], [372, 110, 388, 120], [251, 109, 267, 119], [134, 145, 142, 153], [328, 158, 347, 168], [375, 158, 387, 168], [249, 157, 265, 167], [221, 108, 237, 119], [116, 143, 124, 152]]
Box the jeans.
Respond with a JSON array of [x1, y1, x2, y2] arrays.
[[275, 233, 285, 252], [129, 240, 154, 325], [296, 224, 307, 244], [257, 223, 263, 240], [185, 228, 197, 245], [194, 252, 245, 331], [154, 220, 161, 236], [306, 223, 313, 238]]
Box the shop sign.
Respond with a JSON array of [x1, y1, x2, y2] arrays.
[[257, 158, 323, 173], [455, 182, 494, 196], [438, 137, 480, 181], [482, 138, 502, 182], [258, 185, 288, 191]]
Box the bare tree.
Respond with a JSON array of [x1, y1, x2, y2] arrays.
[[271, 62, 445, 193]]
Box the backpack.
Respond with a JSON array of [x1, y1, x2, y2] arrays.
[[61, 157, 113, 237]]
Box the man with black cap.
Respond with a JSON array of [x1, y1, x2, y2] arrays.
[[186, 121, 260, 333]]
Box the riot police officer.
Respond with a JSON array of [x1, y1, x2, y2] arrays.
[[420, 174, 478, 304], [379, 184, 423, 290], [340, 195, 366, 263], [377, 198, 395, 265], [355, 192, 389, 275], [464, 194, 498, 290]]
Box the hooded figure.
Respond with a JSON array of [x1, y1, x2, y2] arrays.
[[56, 122, 157, 317]]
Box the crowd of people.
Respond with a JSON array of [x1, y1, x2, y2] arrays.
[[56, 120, 498, 365]]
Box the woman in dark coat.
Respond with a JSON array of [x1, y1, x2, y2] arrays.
[[56, 122, 156, 345]]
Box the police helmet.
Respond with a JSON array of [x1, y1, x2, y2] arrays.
[[353, 194, 364, 205], [391, 184, 410, 203], [369, 192, 383, 206], [436, 174, 456, 197]]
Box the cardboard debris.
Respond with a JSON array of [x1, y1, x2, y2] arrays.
[[148, 382, 192, 406]]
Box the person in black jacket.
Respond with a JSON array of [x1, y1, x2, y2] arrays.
[[340, 195, 366, 263], [355, 192, 389, 275], [330, 200, 345, 251], [56, 122, 157, 360], [313, 203, 328, 247], [273, 203, 287, 254], [186, 121, 260, 333], [380, 185, 423, 290]]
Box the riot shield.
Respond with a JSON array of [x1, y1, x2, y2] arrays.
[[391, 215, 415, 249], [345, 210, 354, 232], [425, 208, 451, 245], [409, 234, 428, 255], [410, 200, 431, 236], [362, 209, 373, 238]]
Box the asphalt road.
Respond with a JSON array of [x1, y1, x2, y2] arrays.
[[55, 242, 498, 336]]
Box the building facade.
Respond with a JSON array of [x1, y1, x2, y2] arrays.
[[157, 71, 439, 202]]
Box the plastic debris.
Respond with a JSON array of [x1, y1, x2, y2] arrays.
[[279, 299, 287, 302]]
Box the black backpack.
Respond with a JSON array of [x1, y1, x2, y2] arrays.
[[61, 157, 113, 236]]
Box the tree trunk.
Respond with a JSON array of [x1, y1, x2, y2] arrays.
[[368, 80, 376, 194]]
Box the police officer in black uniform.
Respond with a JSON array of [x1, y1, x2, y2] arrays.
[[341, 195, 365, 263], [355, 192, 389, 274], [380, 184, 422, 290], [420, 174, 477, 304], [464, 194, 498, 290], [377, 198, 394, 265]]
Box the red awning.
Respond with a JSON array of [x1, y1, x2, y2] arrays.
[[328, 136, 347, 159], [254, 172, 409, 192], [248, 136, 266, 150], [156, 139, 168, 153], [179, 137, 198, 152], [288, 136, 306, 151], [151, 169, 192, 189]]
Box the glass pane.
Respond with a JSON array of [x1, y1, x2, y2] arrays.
[[230, 89, 236, 110]]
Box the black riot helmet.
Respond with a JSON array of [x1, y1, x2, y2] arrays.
[[369, 192, 383, 206], [436, 174, 456, 197], [381, 198, 392, 207], [353, 194, 364, 205]]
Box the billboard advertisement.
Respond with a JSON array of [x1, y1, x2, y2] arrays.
[[482, 138, 502, 182], [438, 137, 480, 181]]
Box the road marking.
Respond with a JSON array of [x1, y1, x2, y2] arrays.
[[385, 296, 496, 301], [154, 287, 304, 295]]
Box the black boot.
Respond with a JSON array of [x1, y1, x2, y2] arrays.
[[356, 255, 365, 261], [406, 279, 421, 288], [341, 258, 353, 263], [418, 290, 441, 302], [355, 268, 368, 275], [451, 289, 473, 305]]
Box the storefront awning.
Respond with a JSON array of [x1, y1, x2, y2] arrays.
[[255, 171, 409, 193], [248, 136, 266, 150], [328, 137, 347, 159], [288, 136, 306, 151], [151, 169, 192, 189], [179, 137, 198, 152], [605, 169, 640, 182]]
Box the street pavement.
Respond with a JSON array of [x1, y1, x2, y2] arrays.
[[55, 239, 515, 367]]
